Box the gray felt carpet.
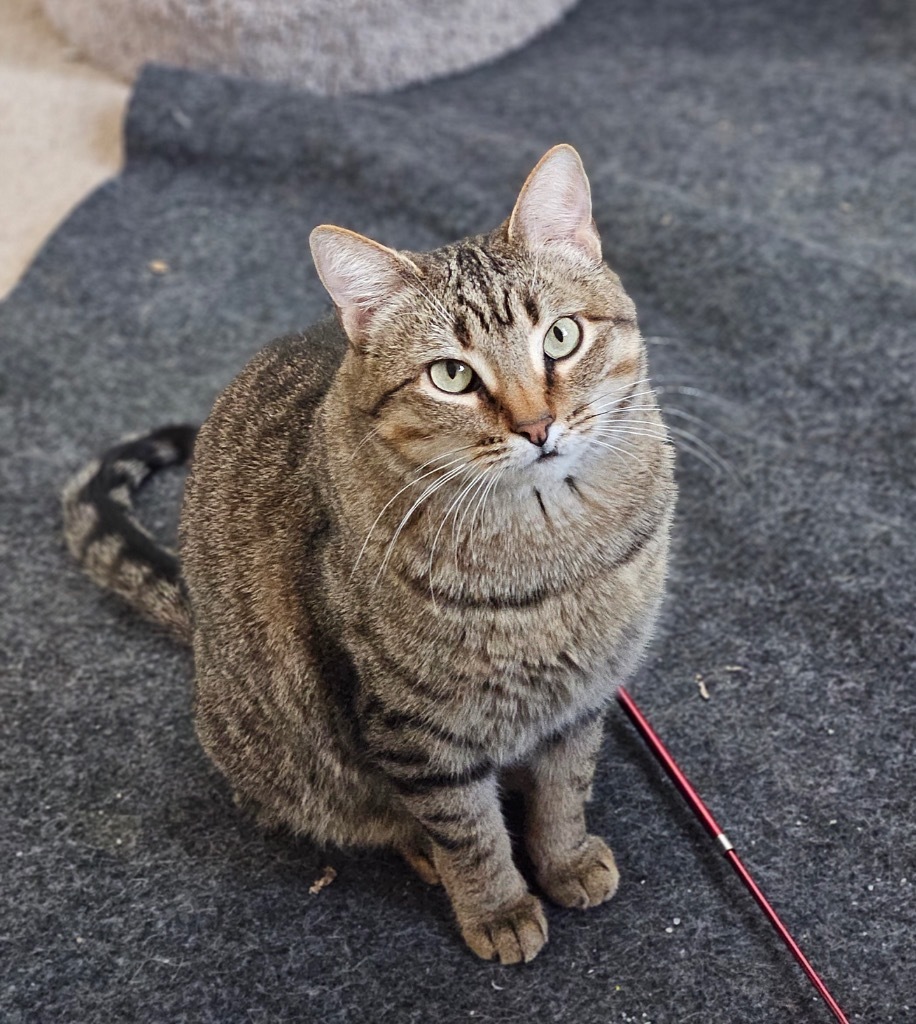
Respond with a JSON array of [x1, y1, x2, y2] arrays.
[[2, 1, 914, 1021]]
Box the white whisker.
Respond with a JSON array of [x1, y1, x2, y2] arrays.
[[375, 462, 471, 585], [470, 464, 508, 547], [595, 424, 668, 441], [583, 437, 641, 463], [655, 382, 740, 410], [415, 279, 455, 327], [452, 463, 496, 572], [528, 237, 542, 305], [579, 384, 657, 418], [660, 405, 735, 439], [665, 424, 740, 482], [587, 399, 657, 420], [582, 377, 654, 412], [605, 418, 741, 484], [591, 401, 661, 419], [427, 466, 483, 595], [643, 334, 684, 345], [346, 425, 381, 464], [466, 464, 507, 557], [351, 445, 477, 577], [471, 462, 505, 536]]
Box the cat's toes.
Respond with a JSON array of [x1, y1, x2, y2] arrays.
[[538, 835, 619, 909], [460, 893, 548, 965]]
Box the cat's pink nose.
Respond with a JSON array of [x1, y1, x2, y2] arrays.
[[513, 414, 554, 447]]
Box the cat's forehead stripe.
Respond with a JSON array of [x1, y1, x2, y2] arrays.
[[496, 289, 515, 329], [457, 291, 496, 334], [452, 312, 473, 350], [439, 242, 527, 340]]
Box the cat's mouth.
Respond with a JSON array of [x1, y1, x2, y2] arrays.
[[537, 449, 560, 461]]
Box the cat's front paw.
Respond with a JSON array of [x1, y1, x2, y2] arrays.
[[537, 835, 619, 909], [459, 893, 548, 965]]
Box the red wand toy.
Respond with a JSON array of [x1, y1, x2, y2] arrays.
[[616, 686, 850, 1023]]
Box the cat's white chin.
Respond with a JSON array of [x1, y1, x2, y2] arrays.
[[513, 437, 585, 481], [513, 443, 565, 471]]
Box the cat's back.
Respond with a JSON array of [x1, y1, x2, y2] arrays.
[[189, 314, 345, 474], [180, 315, 346, 642]]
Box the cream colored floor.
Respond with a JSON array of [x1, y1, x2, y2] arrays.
[[0, 0, 128, 298]]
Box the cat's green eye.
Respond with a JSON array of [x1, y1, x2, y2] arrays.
[[544, 317, 582, 360], [429, 359, 476, 394]]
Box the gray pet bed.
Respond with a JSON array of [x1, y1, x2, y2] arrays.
[[42, 0, 580, 95]]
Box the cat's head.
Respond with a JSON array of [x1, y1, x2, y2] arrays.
[[310, 145, 653, 484]]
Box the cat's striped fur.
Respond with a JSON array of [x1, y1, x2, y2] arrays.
[[62, 146, 676, 964]]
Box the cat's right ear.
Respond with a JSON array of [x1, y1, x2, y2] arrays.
[[309, 225, 421, 346]]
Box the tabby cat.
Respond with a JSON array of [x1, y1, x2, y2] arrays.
[[62, 145, 676, 964]]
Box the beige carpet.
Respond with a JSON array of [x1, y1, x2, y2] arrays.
[[0, 0, 127, 298]]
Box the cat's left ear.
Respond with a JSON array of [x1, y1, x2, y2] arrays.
[[507, 144, 602, 264], [309, 225, 421, 344]]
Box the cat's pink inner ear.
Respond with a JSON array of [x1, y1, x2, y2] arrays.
[[508, 144, 602, 263], [309, 226, 419, 342]]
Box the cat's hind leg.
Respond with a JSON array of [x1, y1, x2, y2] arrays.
[[398, 838, 441, 885]]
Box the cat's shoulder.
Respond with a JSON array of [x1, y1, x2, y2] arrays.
[[206, 314, 347, 425], [253, 314, 348, 386]]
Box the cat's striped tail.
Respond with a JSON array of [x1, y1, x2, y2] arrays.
[[61, 425, 198, 644]]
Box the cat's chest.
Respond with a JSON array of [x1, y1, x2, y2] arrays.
[[357, 539, 664, 762], [326, 456, 671, 759], [453, 657, 612, 763]]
